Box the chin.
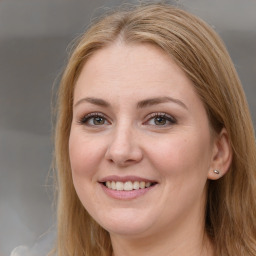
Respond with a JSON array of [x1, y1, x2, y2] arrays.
[[105, 223, 153, 238], [94, 209, 156, 237]]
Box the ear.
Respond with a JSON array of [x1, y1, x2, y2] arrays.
[[207, 128, 232, 180]]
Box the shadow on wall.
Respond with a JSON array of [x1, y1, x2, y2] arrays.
[[10, 230, 56, 256]]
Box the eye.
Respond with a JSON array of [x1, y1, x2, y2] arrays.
[[145, 112, 176, 126], [79, 113, 110, 126]]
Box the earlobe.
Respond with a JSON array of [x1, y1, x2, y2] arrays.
[[207, 128, 232, 180]]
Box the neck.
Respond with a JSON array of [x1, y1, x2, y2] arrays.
[[110, 200, 214, 256], [111, 229, 214, 256]]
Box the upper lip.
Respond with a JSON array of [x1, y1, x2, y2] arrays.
[[98, 175, 158, 183]]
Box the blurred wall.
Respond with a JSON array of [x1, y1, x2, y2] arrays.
[[0, 0, 255, 255]]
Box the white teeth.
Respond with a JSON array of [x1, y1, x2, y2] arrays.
[[140, 181, 145, 189], [124, 181, 133, 191], [145, 182, 151, 188], [104, 181, 154, 191], [106, 181, 111, 188], [111, 181, 116, 190], [116, 181, 124, 191], [133, 181, 140, 190]]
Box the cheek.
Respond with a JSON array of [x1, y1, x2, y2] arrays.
[[147, 131, 212, 181], [68, 129, 105, 179], [147, 132, 212, 215], [68, 129, 105, 209]]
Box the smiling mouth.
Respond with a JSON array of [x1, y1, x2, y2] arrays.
[[102, 181, 157, 191]]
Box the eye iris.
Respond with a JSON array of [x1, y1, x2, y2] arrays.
[[93, 116, 104, 125], [154, 116, 166, 125]]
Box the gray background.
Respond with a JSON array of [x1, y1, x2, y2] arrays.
[[0, 0, 255, 255]]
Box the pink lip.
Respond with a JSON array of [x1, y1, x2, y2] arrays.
[[98, 175, 157, 183], [100, 183, 156, 200]]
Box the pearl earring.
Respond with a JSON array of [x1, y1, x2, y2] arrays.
[[213, 169, 220, 174]]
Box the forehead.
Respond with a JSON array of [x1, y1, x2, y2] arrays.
[[74, 43, 200, 109]]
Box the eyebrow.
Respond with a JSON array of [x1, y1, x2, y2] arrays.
[[136, 96, 188, 110], [74, 96, 188, 110], [74, 97, 110, 108]]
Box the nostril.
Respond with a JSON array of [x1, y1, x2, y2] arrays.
[[105, 150, 143, 166], [104, 133, 143, 165]]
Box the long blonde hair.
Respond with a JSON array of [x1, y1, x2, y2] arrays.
[[53, 3, 256, 256]]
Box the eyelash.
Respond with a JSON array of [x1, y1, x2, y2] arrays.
[[144, 112, 176, 126], [78, 112, 176, 127], [78, 112, 110, 126]]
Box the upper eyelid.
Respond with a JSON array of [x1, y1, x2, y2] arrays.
[[143, 113, 177, 127], [77, 111, 176, 124], [83, 112, 108, 119], [84, 112, 106, 118], [145, 112, 176, 121], [78, 112, 110, 124]]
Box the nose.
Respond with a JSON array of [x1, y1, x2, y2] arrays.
[[105, 124, 143, 167]]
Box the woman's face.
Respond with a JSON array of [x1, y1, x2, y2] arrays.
[[69, 43, 216, 239]]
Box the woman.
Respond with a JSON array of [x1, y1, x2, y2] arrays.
[[53, 3, 256, 256]]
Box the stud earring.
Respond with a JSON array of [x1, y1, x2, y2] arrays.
[[213, 169, 220, 174]]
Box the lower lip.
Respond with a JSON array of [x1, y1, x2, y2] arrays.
[[100, 183, 156, 200]]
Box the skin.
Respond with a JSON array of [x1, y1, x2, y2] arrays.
[[69, 42, 231, 256]]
